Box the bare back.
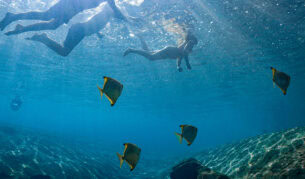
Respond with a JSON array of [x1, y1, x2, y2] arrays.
[[50, 0, 106, 23], [153, 46, 184, 60]]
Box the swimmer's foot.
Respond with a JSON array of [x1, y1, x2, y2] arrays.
[[25, 33, 48, 42], [177, 67, 183, 72], [123, 48, 132, 57], [4, 24, 24, 36], [0, 12, 15, 31]]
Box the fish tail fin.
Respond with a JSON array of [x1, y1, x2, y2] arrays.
[[97, 85, 103, 101], [117, 152, 124, 168], [175, 132, 183, 144]]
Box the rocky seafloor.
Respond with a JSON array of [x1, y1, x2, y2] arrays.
[[160, 127, 305, 179], [0, 124, 172, 179], [192, 127, 305, 178], [0, 125, 130, 179], [1, 123, 305, 178]]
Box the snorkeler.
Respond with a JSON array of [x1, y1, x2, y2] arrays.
[[0, 0, 126, 36], [25, 1, 130, 57], [123, 31, 198, 72], [10, 95, 22, 111]]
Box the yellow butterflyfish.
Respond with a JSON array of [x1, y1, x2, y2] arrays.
[[271, 67, 290, 95], [97, 76, 123, 106], [117, 143, 141, 171], [175, 125, 198, 146]]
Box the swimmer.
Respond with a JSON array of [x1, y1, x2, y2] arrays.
[[25, 1, 130, 57], [0, 0, 126, 36], [10, 95, 22, 111], [123, 31, 198, 72]]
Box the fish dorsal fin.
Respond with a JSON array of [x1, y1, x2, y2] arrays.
[[272, 68, 277, 81], [272, 68, 276, 74], [101, 76, 114, 106], [123, 143, 128, 154], [103, 76, 109, 88], [102, 77, 114, 103], [180, 125, 185, 130]]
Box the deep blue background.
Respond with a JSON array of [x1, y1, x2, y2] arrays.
[[0, 0, 304, 163]]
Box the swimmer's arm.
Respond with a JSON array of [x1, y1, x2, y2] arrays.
[[107, 0, 128, 21], [177, 58, 183, 72], [185, 55, 192, 70]]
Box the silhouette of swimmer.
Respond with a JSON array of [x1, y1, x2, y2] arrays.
[[10, 96, 22, 111], [24, 1, 133, 57], [0, 0, 126, 36], [123, 31, 198, 72]]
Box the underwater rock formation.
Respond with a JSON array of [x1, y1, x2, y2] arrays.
[[1, 124, 305, 178], [0, 124, 132, 179], [169, 158, 229, 179], [194, 127, 305, 178]]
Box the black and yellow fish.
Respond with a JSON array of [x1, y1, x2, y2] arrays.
[[271, 67, 290, 95], [97, 76, 123, 106], [117, 143, 141, 171], [175, 125, 198, 146]]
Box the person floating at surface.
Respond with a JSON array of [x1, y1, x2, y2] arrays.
[[0, 0, 126, 36], [123, 31, 198, 72], [24, 1, 131, 57]]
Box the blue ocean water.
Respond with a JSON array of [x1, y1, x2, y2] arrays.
[[0, 0, 304, 177]]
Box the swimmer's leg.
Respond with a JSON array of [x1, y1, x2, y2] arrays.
[[123, 48, 159, 61], [0, 11, 55, 31], [137, 35, 149, 51], [0, 0, 63, 31], [26, 33, 69, 56], [26, 23, 85, 56], [124, 45, 174, 60], [26, 24, 85, 57], [107, 0, 127, 21], [5, 19, 62, 36]]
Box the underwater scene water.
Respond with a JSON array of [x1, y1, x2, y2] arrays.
[[0, 0, 304, 178]]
